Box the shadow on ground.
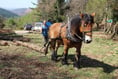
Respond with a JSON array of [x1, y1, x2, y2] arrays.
[[57, 54, 118, 73]]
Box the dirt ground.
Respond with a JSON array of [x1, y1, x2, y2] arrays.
[[0, 52, 72, 79]]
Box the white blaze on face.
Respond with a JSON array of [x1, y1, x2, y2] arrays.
[[84, 35, 92, 43]]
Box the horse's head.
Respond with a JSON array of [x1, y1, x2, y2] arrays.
[[80, 13, 95, 43]]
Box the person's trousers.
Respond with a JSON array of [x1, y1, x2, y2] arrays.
[[43, 36, 48, 47]]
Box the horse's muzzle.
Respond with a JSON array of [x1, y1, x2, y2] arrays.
[[84, 35, 92, 43]]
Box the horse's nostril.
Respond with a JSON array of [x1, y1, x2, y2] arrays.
[[87, 40, 91, 43], [85, 40, 92, 43]]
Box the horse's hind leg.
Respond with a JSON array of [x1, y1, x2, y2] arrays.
[[50, 39, 57, 61], [45, 41, 50, 55], [43, 36, 49, 47]]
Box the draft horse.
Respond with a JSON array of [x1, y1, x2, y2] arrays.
[[45, 13, 95, 68]]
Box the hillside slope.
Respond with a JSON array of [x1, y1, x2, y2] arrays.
[[11, 8, 32, 16], [0, 8, 18, 18]]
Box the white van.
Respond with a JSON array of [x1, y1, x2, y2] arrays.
[[32, 22, 44, 31]]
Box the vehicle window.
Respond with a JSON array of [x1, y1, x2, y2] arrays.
[[35, 24, 41, 27]]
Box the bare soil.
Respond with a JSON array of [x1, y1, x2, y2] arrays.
[[0, 52, 71, 79]]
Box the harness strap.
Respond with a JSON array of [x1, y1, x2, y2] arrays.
[[81, 26, 92, 33], [83, 31, 92, 33], [58, 23, 66, 39], [74, 33, 83, 40], [66, 26, 83, 42], [66, 17, 83, 42]]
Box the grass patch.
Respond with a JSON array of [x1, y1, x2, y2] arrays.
[[0, 76, 4, 79], [24, 51, 40, 58], [0, 31, 118, 79], [0, 64, 4, 69]]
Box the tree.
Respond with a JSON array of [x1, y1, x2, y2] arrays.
[[36, 0, 66, 22], [64, 0, 88, 16], [85, 0, 107, 23], [14, 11, 37, 29], [108, 0, 118, 22], [5, 18, 16, 29], [36, 0, 56, 21], [0, 16, 5, 29]]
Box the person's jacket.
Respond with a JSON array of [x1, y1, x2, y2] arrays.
[[42, 21, 52, 36], [45, 21, 52, 29]]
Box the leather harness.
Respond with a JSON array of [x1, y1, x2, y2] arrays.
[[58, 22, 83, 43]]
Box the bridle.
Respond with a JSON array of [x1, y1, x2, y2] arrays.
[[69, 18, 93, 42], [65, 14, 94, 42]]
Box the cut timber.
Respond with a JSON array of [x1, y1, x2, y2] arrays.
[[0, 29, 30, 42], [13, 41, 45, 54], [0, 29, 15, 34], [0, 40, 9, 46], [0, 35, 30, 42]]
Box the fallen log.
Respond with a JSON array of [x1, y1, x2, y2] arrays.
[[0, 40, 9, 46], [0, 29, 30, 42], [13, 41, 45, 54], [0, 39, 46, 55], [0, 35, 30, 42]]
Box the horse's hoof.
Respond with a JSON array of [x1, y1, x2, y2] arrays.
[[61, 60, 68, 65], [44, 50, 47, 55], [51, 56, 57, 62], [73, 62, 80, 69]]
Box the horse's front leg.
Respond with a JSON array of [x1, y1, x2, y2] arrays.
[[62, 45, 68, 65], [73, 44, 82, 68]]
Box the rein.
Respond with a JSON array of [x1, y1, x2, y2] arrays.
[[65, 16, 84, 42], [74, 32, 83, 40], [80, 26, 92, 33], [66, 25, 83, 42]]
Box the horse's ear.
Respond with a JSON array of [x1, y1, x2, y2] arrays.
[[91, 12, 95, 17]]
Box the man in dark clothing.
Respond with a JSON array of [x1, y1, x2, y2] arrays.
[[42, 20, 52, 47]]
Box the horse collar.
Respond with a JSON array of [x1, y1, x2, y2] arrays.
[[66, 25, 83, 43]]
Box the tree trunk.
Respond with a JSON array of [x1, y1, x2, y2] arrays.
[[110, 23, 118, 39]]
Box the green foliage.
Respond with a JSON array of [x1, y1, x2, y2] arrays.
[[36, 0, 66, 22], [5, 18, 16, 29], [5, 11, 38, 30], [85, 0, 118, 23], [108, 0, 118, 22], [52, 0, 66, 22], [85, 0, 107, 23], [15, 12, 37, 29]]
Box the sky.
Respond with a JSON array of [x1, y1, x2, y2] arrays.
[[0, 0, 37, 9]]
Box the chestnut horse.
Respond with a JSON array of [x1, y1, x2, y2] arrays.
[[45, 13, 95, 68]]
